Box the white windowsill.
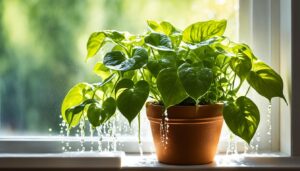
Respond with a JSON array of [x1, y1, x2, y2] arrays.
[[1, 152, 300, 170]]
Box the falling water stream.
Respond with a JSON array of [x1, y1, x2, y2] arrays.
[[58, 112, 143, 155], [267, 103, 272, 146], [160, 111, 169, 150]]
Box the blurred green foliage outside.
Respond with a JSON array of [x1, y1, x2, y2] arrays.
[[0, 0, 238, 135]]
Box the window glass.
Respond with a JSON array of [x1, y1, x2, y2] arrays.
[[0, 0, 238, 136]]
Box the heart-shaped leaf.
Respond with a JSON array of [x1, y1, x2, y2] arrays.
[[144, 33, 173, 51], [103, 47, 148, 71], [231, 43, 257, 61], [87, 103, 103, 127], [61, 83, 94, 124], [223, 96, 260, 144], [117, 80, 149, 123], [115, 78, 134, 94], [87, 97, 116, 127], [86, 32, 106, 60], [147, 60, 163, 77], [86, 31, 125, 61], [230, 53, 252, 81], [247, 61, 286, 102], [178, 63, 213, 102], [65, 99, 97, 127], [157, 68, 188, 108], [102, 97, 117, 121], [183, 20, 227, 44]]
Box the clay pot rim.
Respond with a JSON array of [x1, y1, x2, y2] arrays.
[[146, 101, 224, 120], [147, 116, 223, 124], [146, 101, 224, 109]]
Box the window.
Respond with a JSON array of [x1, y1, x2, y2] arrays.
[[0, 0, 292, 156]]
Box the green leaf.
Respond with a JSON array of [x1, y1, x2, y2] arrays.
[[186, 45, 219, 67], [105, 30, 125, 41], [130, 47, 149, 69], [117, 80, 149, 123], [158, 53, 178, 68], [93, 62, 111, 79], [185, 36, 224, 50], [144, 33, 173, 51], [230, 53, 252, 81], [87, 97, 116, 127], [147, 20, 179, 36], [65, 105, 84, 127], [157, 68, 188, 108], [146, 52, 181, 78], [86, 32, 106, 60], [146, 20, 182, 48], [170, 33, 182, 48], [65, 99, 97, 127], [215, 54, 231, 68], [86, 31, 125, 61], [87, 103, 102, 127], [112, 44, 128, 56], [115, 78, 134, 94], [182, 20, 227, 44], [103, 47, 148, 71], [223, 96, 260, 144], [147, 60, 162, 77], [231, 43, 257, 61], [102, 97, 117, 121], [178, 63, 213, 102], [247, 61, 286, 102], [103, 51, 127, 69], [61, 83, 94, 124]]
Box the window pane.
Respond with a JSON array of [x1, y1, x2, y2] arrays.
[[0, 0, 239, 136]]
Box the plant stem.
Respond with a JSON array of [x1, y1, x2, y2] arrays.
[[234, 81, 243, 93], [184, 48, 190, 59], [231, 73, 236, 91], [91, 88, 97, 99], [110, 73, 120, 97], [151, 48, 157, 60], [245, 86, 251, 96], [139, 69, 145, 80]]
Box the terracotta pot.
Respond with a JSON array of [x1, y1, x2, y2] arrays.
[[146, 102, 223, 165]]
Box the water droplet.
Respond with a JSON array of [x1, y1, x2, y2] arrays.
[[226, 133, 238, 155], [48, 128, 52, 132]]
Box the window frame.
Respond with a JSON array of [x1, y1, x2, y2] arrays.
[[291, 0, 300, 157], [0, 0, 297, 156]]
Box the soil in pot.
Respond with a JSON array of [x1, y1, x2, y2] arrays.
[[146, 102, 223, 165]]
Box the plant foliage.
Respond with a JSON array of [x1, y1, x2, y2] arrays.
[[61, 19, 286, 143]]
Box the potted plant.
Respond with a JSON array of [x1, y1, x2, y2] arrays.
[[61, 19, 286, 164]]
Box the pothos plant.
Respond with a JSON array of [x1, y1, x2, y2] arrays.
[[61, 19, 286, 144]]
